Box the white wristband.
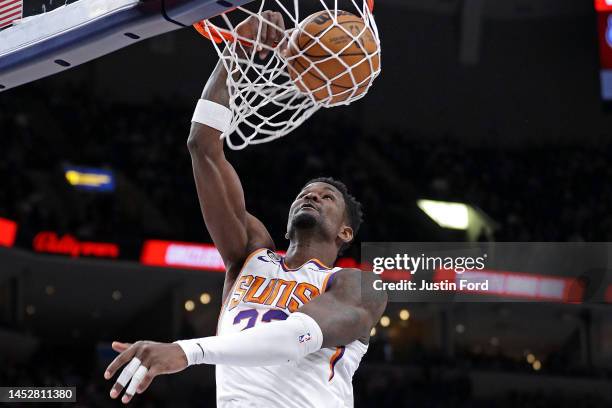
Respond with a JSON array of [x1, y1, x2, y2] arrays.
[[191, 99, 232, 133]]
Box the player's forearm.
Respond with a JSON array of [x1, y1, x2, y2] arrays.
[[187, 58, 231, 155], [200, 57, 230, 108], [175, 312, 323, 367]]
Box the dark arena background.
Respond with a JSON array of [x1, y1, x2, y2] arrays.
[[2, 0, 612, 406]]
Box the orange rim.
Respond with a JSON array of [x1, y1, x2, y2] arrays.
[[193, 20, 254, 47]]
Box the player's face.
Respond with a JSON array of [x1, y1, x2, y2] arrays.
[[287, 182, 348, 237]]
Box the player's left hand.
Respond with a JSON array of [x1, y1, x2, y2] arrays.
[[104, 340, 188, 404]]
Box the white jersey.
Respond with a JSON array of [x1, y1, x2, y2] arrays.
[[216, 248, 368, 408]]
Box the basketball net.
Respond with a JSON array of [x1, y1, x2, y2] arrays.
[[193, 0, 380, 150]]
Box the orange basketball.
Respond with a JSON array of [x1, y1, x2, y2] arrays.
[[287, 10, 380, 105]]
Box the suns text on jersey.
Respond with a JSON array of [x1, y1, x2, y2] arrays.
[[228, 275, 321, 312]]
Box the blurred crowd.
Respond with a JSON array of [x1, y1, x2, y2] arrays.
[[2, 83, 612, 260]]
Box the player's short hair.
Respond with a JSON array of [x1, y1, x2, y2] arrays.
[[303, 177, 363, 252]]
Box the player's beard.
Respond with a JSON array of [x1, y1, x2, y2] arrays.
[[292, 211, 319, 230]]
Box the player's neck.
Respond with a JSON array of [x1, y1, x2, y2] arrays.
[[284, 238, 337, 269]]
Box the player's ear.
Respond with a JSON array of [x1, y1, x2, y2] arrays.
[[338, 225, 353, 245], [285, 232, 289, 239]]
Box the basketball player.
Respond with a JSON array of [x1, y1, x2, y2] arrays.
[[104, 11, 387, 407]]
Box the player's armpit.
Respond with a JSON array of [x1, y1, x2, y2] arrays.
[[298, 268, 388, 348]]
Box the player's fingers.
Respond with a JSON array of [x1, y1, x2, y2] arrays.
[[136, 366, 159, 394], [259, 13, 277, 58], [112, 341, 132, 353], [270, 11, 285, 43], [260, 12, 270, 44], [105, 344, 138, 380], [263, 20, 278, 58], [258, 16, 268, 57], [109, 356, 141, 399], [278, 28, 295, 59], [122, 365, 148, 404], [237, 16, 256, 47], [266, 15, 276, 44]]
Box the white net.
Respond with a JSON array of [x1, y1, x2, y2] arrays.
[[194, 0, 381, 149]]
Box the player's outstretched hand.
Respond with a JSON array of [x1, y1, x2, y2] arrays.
[[104, 340, 188, 404], [235, 10, 285, 59]]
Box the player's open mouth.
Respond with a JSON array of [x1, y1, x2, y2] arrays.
[[299, 203, 318, 212]]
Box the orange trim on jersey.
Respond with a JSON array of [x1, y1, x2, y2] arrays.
[[328, 346, 346, 381], [281, 257, 333, 272], [216, 248, 268, 334]]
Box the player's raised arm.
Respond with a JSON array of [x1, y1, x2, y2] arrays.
[[187, 12, 285, 274], [187, 64, 271, 274]]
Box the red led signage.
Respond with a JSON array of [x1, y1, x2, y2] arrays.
[[33, 232, 119, 258], [434, 268, 584, 303], [0, 217, 17, 247]]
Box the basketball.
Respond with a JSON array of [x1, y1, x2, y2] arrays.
[[287, 10, 381, 105]]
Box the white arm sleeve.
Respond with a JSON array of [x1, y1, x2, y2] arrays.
[[174, 312, 323, 367]]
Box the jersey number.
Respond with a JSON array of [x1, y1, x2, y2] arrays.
[[233, 308, 288, 330]]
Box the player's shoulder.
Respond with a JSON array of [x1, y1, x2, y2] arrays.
[[330, 268, 380, 285], [327, 268, 387, 325], [331, 268, 386, 299]]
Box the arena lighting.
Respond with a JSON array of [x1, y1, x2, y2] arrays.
[[595, 0, 612, 12], [141, 240, 226, 271], [380, 316, 390, 327], [141, 239, 362, 271], [370, 327, 376, 336], [184, 300, 196, 312], [434, 268, 585, 303], [399, 309, 410, 321], [63, 166, 115, 192], [379, 269, 414, 282], [596, 0, 612, 100], [0, 217, 18, 247], [200, 293, 211, 304], [417, 199, 469, 230], [527, 354, 536, 364]]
